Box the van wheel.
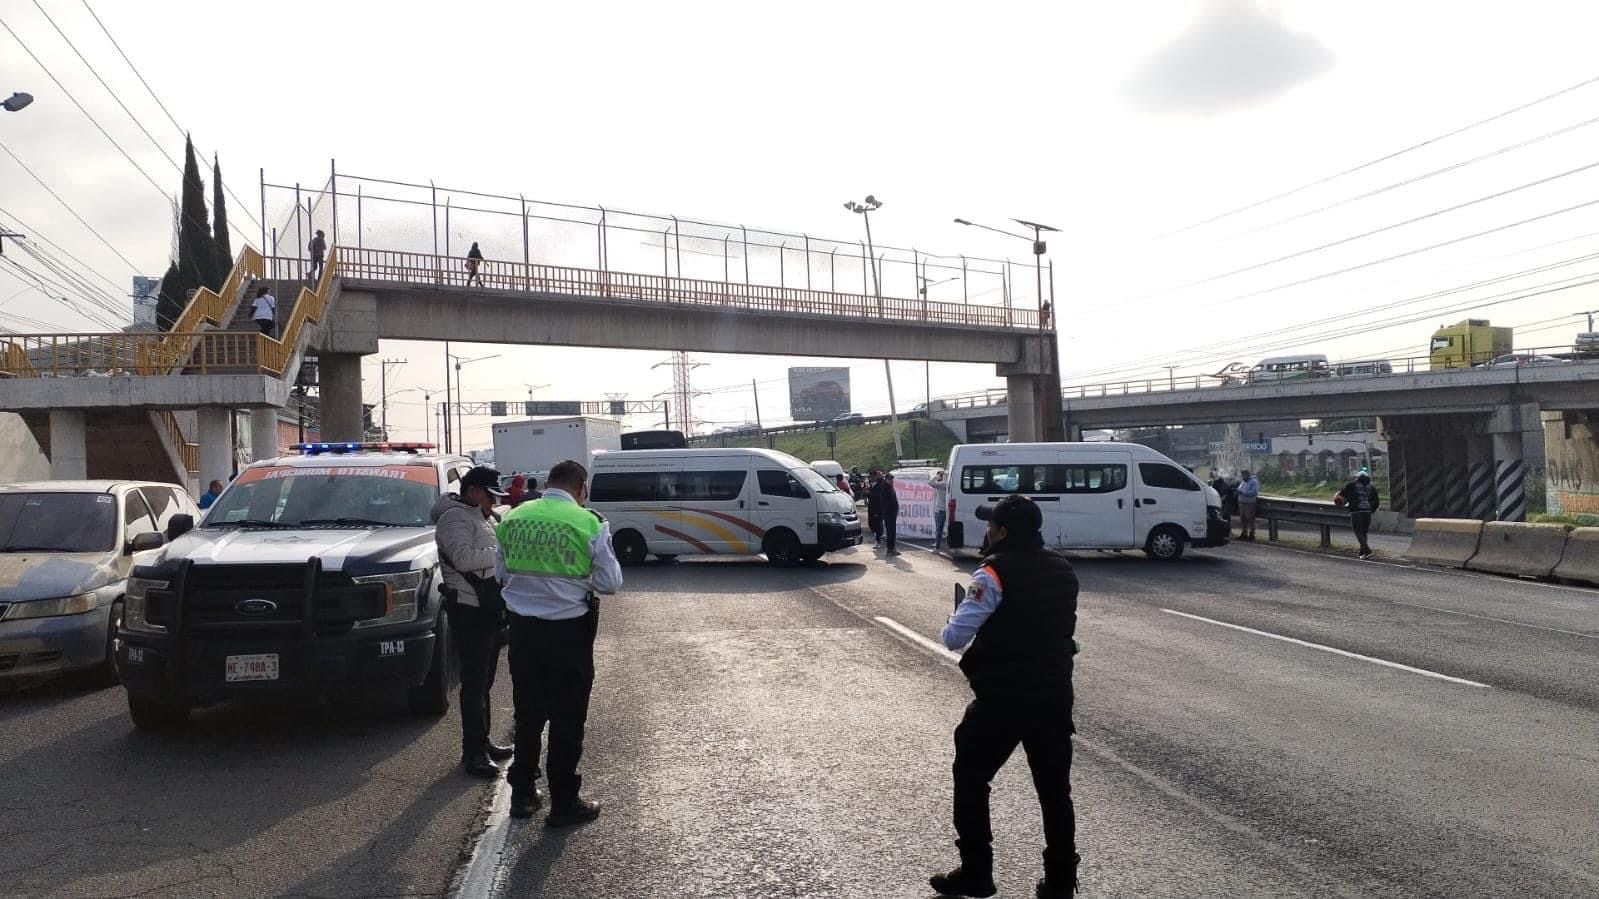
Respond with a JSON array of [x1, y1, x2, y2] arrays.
[[1144, 525, 1186, 561], [763, 529, 803, 566], [614, 530, 648, 566], [408, 613, 454, 717], [800, 547, 825, 563], [654, 554, 678, 563], [128, 693, 189, 730]]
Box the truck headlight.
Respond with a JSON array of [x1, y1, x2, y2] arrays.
[[122, 577, 169, 633], [6, 592, 98, 620], [352, 570, 424, 628]]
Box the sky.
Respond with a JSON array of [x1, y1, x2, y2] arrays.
[[4, 0, 1599, 449]]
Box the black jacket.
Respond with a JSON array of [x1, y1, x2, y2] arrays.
[[960, 541, 1078, 696], [867, 479, 899, 516], [1337, 480, 1381, 513]]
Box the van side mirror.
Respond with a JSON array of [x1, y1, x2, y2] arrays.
[[167, 514, 195, 541], [128, 531, 165, 554]]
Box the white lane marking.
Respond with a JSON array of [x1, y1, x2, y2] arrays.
[[1161, 609, 1492, 688], [1396, 602, 1599, 640], [453, 775, 512, 897], [873, 615, 963, 664]]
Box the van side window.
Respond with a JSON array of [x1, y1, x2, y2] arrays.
[[592, 470, 746, 502], [757, 469, 809, 499], [670, 470, 746, 501], [961, 464, 1126, 494], [1139, 462, 1200, 491]]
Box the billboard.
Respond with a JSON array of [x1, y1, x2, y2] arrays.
[[788, 367, 850, 421]]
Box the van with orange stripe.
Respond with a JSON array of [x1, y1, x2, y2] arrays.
[[588, 448, 862, 565]]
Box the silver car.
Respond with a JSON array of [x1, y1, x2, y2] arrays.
[[0, 481, 197, 684]]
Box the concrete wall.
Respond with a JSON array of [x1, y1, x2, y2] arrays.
[[0, 412, 50, 481], [1545, 411, 1599, 515]]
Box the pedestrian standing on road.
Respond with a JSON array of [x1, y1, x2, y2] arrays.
[[1336, 470, 1382, 559], [251, 287, 277, 337], [198, 479, 224, 510], [866, 469, 885, 547], [466, 242, 486, 287], [872, 471, 901, 556], [508, 473, 527, 507], [307, 229, 327, 282], [932, 494, 1080, 899], [1236, 469, 1260, 541], [433, 466, 513, 779], [931, 469, 950, 551], [497, 459, 623, 825], [835, 473, 850, 496]]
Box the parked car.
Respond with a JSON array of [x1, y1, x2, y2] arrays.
[[0, 480, 197, 685]]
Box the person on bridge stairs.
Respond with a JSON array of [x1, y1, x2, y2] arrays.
[[432, 466, 513, 779], [466, 241, 486, 287], [932, 495, 1080, 899], [496, 459, 623, 825], [307, 229, 327, 282], [1236, 469, 1260, 541], [1335, 470, 1382, 559], [251, 286, 277, 337]]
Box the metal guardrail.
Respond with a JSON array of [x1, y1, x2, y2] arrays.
[[689, 410, 930, 445], [1258, 495, 1354, 548], [333, 246, 1039, 331]]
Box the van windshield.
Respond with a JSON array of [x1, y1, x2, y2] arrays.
[[792, 467, 836, 493]]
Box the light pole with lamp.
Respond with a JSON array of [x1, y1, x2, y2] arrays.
[[844, 195, 904, 458], [954, 216, 1064, 441], [525, 382, 550, 412], [918, 272, 959, 408], [384, 386, 436, 443], [3, 92, 34, 113], [449, 353, 501, 456]]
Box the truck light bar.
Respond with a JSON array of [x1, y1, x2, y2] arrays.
[[291, 442, 438, 455]]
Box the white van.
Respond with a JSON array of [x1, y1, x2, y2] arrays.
[[810, 460, 846, 481], [588, 448, 862, 565], [944, 442, 1229, 560]]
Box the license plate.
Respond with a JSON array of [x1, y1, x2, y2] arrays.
[[225, 653, 279, 682]]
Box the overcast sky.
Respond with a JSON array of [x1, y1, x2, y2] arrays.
[[4, 0, 1599, 448]]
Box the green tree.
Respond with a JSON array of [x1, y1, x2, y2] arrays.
[[176, 135, 220, 292], [154, 260, 184, 331], [211, 153, 233, 277]]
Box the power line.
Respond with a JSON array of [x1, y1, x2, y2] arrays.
[[1156, 71, 1599, 238], [0, 140, 141, 270], [0, 203, 128, 291]]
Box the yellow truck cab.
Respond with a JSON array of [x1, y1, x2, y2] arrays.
[[1429, 319, 1512, 370]]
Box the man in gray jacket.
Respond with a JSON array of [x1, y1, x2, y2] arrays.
[[432, 466, 512, 778]]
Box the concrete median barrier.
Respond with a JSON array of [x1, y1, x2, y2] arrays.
[[1404, 518, 1484, 568], [1465, 522, 1570, 579], [1553, 527, 1599, 586]]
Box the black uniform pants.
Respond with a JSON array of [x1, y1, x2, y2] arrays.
[[883, 513, 898, 552], [445, 600, 502, 759], [1350, 511, 1373, 553], [507, 609, 597, 807], [953, 686, 1077, 881]]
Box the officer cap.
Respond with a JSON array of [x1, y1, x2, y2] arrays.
[[975, 494, 1043, 535], [460, 466, 509, 498]]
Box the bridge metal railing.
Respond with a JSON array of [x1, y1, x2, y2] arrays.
[[332, 246, 1039, 331]]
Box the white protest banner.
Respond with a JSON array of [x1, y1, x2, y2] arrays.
[[891, 469, 937, 539]]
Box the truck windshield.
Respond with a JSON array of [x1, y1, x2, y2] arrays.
[[0, 493, 118, 553], [205, 465, 438, 528]]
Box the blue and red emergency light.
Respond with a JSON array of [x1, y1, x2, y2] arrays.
[[291, 442, 437, 455]]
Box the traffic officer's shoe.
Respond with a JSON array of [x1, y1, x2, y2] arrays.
[[546, 797, 602, 828], [928, 866, 996, 898], [486, 742, 515, 762], [509, 786, 547, 819], [1036, 876, 1079, 897], [461, 752, 501, 779]]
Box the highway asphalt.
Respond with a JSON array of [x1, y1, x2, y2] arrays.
[[3, 539, 1597, 897]]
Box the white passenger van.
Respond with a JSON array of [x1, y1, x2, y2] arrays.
[[944, 443, 1229, 560], [1246, 354, 1330, 383], [588, 448, 863, 565]]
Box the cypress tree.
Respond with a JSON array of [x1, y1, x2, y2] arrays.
[[154, 260, 185, 331], [176, 135, 220, 292], [211, 154, 233, 277]]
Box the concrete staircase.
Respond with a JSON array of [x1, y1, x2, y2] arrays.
[[183, 278, 306, 375], [22, 408, 190, 486]]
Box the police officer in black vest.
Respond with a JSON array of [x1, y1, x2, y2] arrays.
[[931, 494, 1079, 898]]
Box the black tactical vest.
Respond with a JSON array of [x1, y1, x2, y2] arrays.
[[959, 547, 1079, 693]]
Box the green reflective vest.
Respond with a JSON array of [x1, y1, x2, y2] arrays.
[[497, 496, 603, 577]]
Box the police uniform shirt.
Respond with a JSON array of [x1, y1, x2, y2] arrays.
[[497, 487, 624, 620]]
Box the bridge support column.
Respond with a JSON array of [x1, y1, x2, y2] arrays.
[[1466, 436, 1495, 520], [48, 410, 87, 480], [197, 408, 232, 489], [1005, 375, 1038, 443], [1492, 432, 1526, 521], [250, 408, 280, 461], [319, 353, 365, 442]]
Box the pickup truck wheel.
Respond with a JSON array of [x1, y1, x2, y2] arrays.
[[128, 693, 189, 730], [1144, 525, 1186, 561], [614, 530, 648, 566], [94, 600, 124, 687], [763, 529, 802, 566], [408, 613, 454, 717]]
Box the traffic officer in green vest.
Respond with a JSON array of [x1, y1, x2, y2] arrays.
[[931, 494, 1080, 898], [495, 458, 623, 824]]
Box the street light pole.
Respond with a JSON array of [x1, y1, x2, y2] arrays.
[[449, 353, 501, 457], [844, 195, 903, 459], [2, 92, 34, 113]]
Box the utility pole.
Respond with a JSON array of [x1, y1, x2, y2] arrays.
[[844, 195, 903, 459], [378, 358, 406, 440], [653, 352, 704, 435], [751, 379, 763, 431]]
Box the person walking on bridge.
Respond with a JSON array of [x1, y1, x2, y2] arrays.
[[466, 242, 486, 287], [1336, 470, 1382, 559], [1236, 469, 1260, 541], [307, 229, 327, 282]]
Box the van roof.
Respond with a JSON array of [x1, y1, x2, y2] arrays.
[[950, 442, 1173, 455], [591, 446, 804, 465]]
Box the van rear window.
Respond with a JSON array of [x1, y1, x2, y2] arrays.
[[591, 470, 746, 502], [960, 464, 1127, 495]]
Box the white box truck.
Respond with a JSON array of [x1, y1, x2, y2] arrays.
[[491, 416, 622, 480]]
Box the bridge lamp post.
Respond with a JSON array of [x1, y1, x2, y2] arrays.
[[2, 92, 33, 113], [917, 273, 959, 407], [449, 353, 501, 454], [844, 195, 903, 458]]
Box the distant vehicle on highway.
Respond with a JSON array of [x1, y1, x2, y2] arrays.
[[944, 442, 1229, 560], [1246, 354, 1330, 383], [1333, 359, 1394, 377], [0, 480, 197, 686], [1476, 353, 1568, 369], [830, 412, 866, 424], [1430, 318, 1512, 369], [621, 429, 687, 450]]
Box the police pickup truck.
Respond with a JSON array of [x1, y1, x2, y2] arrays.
[[118, 443, 471, 730]]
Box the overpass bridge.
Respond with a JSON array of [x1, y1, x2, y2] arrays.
[[932, 357, 1599, 522]]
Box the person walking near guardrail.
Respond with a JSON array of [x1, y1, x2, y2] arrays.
[[307, 229, 327, 282], [466, 242, 486, 287], [1335, 470, 1382, 559], [1236, 469, 1260, 540]]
